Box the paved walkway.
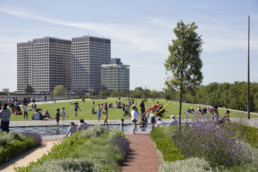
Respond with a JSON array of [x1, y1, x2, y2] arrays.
[[121, 133, 160, 172]]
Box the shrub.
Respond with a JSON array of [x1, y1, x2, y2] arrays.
[[79, 125, 105, 138], [108, 129, 126, 140], [159, 157, 212, 172], [225, 122, 258, 148], [32, 158, 94, 172], [0, 132, 41, 163], [16, 128, 128, 172]]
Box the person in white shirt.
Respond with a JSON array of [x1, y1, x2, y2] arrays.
[[78, 119, 88, 131], [64, 122, 77, 137], [149, 109, 156, 130], [155, 117, 165, 127], [169, 115, 178, 126], [131, 106, 141, 134]]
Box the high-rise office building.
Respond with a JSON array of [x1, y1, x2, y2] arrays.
[[17, 37, 71, 94], [17, 41, 33, 93], [71, 36, 111, 93], [101, 58, 130, 91]]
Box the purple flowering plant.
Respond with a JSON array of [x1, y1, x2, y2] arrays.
[[172, 117, 246, 167]]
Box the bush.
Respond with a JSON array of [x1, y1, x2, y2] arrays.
[[172, 119, 247, 168], [0, 132, 41, 163], [32, 158, 94, 172], [79, 125, 105, 138], [16, 128, 128, 172], [159, 157, 212, 172], [225, 122, 258, 148]]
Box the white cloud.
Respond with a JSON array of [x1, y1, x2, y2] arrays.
[[0, 7, 170, 55]]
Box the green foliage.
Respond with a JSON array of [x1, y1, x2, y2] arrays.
[[16, 127, 128, 172], [32, 158, 94, 172], [79, 125, 105, 138], [108, 129, 126, 139], [53, 85, 67, 96], [225, 122, 258, 148], [0, 131, 41, 163], [165, 21, 203, 93], [165, 20, 203, 122], [151, 127, 185, 162], [159, 157, 212, 172], [185, 81, 258, 112], [24, 84, 34, 94]]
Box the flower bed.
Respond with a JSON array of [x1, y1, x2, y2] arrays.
[[15, 125, 129, 172], [0, 131, 42, 164], [151, 120, 258, 171]]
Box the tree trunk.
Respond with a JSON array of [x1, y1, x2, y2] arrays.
[[179, 85, 182, 131]]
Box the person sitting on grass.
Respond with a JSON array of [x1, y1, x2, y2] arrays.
[[43, 109, 51, 119], [155, 117, 165, 127], [91, 108, 97, 114], [78, 119, 88, 131], [64, 122, 77, 137], [31, 103, 37, 111], [33, 109, 42, 120]]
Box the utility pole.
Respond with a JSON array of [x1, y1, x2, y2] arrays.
[[247, 15, 251, 119]]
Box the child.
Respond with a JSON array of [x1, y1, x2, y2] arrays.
[[61, 107, 66, 121], [56, 108, 60, 127], [121, 118, 125, 131]]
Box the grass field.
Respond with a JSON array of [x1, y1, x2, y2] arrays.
[[9, 98, 257, 121]]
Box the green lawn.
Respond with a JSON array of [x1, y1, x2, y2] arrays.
[[9, 98, 257, 121]]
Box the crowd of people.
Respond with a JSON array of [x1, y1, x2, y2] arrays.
[[0, 96, 233, 135]]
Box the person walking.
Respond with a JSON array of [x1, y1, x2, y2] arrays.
[[0, 104, 11, 133], [74, 102, 80, 117], [23, 105, 28, 119], [61, 107, 66, 121], [56, 108, 60, 127], [103, 105, 108, 127], [140, 101, 145, 114], [131, 106, 140, 134], [97, 104, 101, 122]]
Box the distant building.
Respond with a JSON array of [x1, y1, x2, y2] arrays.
[[101, 58, 130, 91], [71, 36, 111, 93], [17, 37, 71, 94]]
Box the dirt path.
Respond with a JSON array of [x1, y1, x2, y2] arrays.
[[121, 133, 160, 172], [0, 140, 60, 172]]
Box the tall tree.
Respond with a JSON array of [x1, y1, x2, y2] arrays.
[[165, 21, 203, 129], [24, 85, 34, 95], [53, 85, 68, 96]]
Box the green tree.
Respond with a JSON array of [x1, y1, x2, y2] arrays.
[[110, 90, 120, 97], [90, 89, 97, 97], [53, 85, 68, 96], [165, 21, 203, 129], [24, 85, 34, 95]]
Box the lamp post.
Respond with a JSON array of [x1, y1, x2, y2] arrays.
[[247, 15, 251, 119]]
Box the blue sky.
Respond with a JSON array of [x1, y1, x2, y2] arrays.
[[0, 0, 258, 91]]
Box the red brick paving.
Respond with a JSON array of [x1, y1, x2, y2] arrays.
[[121, 133, 160, 172]]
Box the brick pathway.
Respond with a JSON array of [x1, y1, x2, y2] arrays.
[[121, 133, 160, 172]]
